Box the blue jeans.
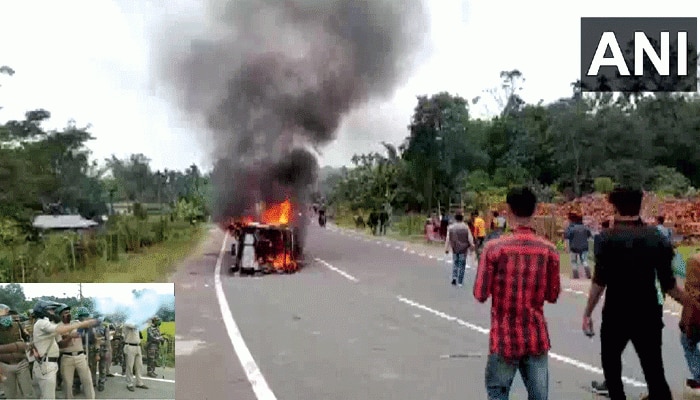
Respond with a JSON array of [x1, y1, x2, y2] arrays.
[[452, 253, 466, 284], [570, 251, 588, 266], [485, 353, 549, 400], [681, 330, 700, 381]]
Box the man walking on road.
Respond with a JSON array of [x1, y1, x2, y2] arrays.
[[474, 186, 561, 400], [122, 323, 148, 392], [471, 211, 486, 255], [445, 212, 474, 287], [565, 212, 592, 279], [582, 187, 695, 400]]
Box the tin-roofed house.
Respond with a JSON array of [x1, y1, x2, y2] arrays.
[[32, 214, 99, 232]]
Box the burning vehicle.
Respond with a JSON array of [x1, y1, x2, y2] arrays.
[[227, 199, 304, 275]]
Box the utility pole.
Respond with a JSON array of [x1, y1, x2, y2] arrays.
[[79, 283, 83, 304]]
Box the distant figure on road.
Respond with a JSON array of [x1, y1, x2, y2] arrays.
[[368, 211, 378, 235], [318, 207, 326, 228], [444, 212, 474, 287], [439, 210, 449, 240], [582, 187, 695, 400], [490, 210, 507, 234], [656, 215, 673, 243], [565, 212, 592, 279], [378, 210, 388, 235], [473, 186, 560, 400], [471, 211, 486, 256]]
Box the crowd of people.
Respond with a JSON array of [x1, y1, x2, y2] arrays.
[[0, 301, 167, 399], [443, 186, 699, 400]]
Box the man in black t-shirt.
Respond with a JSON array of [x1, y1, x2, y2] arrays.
[[582, 187, 695, 400]]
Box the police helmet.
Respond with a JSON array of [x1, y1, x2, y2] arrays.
[[32, 300, 62, 319], [56, 304, 71, 315], [76, 307, 90, 318]]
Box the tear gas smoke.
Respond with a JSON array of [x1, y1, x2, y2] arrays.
[[153, 0, 430, 226], [92, 289, 174, 330]]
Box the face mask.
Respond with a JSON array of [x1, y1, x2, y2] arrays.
[[0, 316, 12, 328], [62, 314, 71, 324], [48, 313, 61, 323]]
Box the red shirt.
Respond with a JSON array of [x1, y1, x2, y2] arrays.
[[473, 226, 561, 359]]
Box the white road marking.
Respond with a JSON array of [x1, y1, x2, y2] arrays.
[[215, 233, 278, 400], [396, 296, 646, 388], [331, 225, 681, 320], [111, 372, 176, 384], [315, 258, 359, 282]]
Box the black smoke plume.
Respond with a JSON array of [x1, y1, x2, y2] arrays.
[[154, 0, 430, 224]]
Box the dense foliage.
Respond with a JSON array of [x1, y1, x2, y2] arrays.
[[323, 70, 700, 215]]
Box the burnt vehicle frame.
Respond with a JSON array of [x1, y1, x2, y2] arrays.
[[229, 222, 302, 275]]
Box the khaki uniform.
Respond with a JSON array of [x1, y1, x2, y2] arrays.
[[122, 324, 144, 389], [58, 321, 95, 399], [32, 318, 61, 400], [0, 320, 34, 399]]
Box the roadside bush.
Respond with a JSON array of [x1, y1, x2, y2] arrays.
[[393, 214, 425, 236], [593, 177, 615, 194]]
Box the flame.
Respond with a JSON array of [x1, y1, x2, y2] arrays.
[[271, 253, 297, 271], [261, 199, 292, 225]]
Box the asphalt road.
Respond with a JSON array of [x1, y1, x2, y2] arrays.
[[174, 222, 693, 400]]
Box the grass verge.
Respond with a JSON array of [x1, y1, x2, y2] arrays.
[[43, 225, 207, 283]]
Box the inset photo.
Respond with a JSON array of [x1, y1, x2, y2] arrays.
[[0, 283, 175, 399]]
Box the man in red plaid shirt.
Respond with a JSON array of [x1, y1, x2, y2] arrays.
[[473, 186, 561, 400]]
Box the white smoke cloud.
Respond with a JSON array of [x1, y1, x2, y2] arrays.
[[92, 289, 173, 330]]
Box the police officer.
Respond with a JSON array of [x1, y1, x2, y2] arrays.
[[146, 317, 165, 378], [56, 305, 94, 399], [31, 301, 97, 399], [74, 308, 99, 393], [0, 304, 34, 399], [122, 323, 148, 392]]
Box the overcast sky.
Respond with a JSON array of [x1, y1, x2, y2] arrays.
[[1, 283, 174, 300], [0, 1, 696, 172]]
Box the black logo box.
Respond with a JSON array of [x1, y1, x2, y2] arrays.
[[580, 17, 697, 92]]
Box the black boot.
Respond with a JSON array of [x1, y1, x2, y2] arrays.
[[583, 266, 592, 279], [571, 268, 580, 279], [451, 279, 456, 286]]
